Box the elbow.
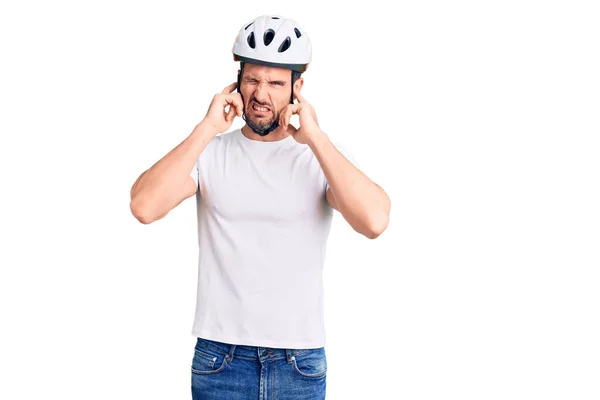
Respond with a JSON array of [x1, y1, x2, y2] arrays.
[[367, 192, 391, 239], [130, 198, 155, 225], [365, 212, 389, 240], [135, 214, 154, 225]]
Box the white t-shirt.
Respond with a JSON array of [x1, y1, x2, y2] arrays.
[[189, 128, 357, 349]]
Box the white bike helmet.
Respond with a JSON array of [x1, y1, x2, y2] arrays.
[[232, 15, 312, 73]]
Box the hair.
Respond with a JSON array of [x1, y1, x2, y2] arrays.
[[239, 61, 302, 104]]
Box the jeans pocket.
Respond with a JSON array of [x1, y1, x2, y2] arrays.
[[191, 347, 228, 375], [291, 347, 327, 378]]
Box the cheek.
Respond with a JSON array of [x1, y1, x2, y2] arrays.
[[240, 86, 251, 102]]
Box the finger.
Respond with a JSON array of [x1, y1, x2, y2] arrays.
[[284, 104, 300, 129], [280, 105, 289, 128], [225, 106, 235, 122], [279, 107, 284, 127], [284, 108, 291, 129], [221, 94, 243, 116], [291, 104, 300, 128], [222, 82, 237, 94], [281, 105, 292, 129], [294, 90, 307, 103], [233, 93, 243, 116], [230, 93, 243, 116]]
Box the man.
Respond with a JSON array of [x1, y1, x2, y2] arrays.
[[129, 15, 390, 400]]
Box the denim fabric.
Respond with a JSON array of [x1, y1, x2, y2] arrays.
[[191, 336, 327, 399]]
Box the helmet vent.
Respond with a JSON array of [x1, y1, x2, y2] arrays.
[[264, 29, 275, 46], [247, 32, 255, 49], [245, 22, 253, 30], [294, 28, 301, 38], [271, 16, 280, 19], [278, 36, 291, 53]]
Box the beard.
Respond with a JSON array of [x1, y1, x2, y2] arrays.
[[242, 100, 281, 137]]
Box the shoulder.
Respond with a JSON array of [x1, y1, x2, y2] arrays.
[[217, 128, 239, 141], [195, 129, 236, 168], [204, 129, 238, 152]]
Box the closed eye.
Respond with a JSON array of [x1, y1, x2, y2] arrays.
[[244, 78, 284, 86]]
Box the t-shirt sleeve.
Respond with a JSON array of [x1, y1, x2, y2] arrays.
[[188, 133, 221, 192], [325, 142, 360, 192], [190, 158, 199, 188]]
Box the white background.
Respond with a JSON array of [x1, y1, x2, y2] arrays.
[[1, 1, 598, 399]]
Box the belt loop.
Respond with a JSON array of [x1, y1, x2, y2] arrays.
[[286, 349, 292, 363], [227, 344, 236, 363]]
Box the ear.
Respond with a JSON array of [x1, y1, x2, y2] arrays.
[[294, 77, 304, 93]]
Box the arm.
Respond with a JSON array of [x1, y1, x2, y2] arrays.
[[129, 122, 217, 224], [278, 89, 390, 238], [309, 132, 391, 239], [130, 82, 244, 224]]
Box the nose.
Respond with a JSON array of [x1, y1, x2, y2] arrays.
[[252, 83, 270, 104]]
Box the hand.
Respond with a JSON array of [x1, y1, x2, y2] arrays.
[[279, 90, 323, 145], [201, 82, 244, 134]]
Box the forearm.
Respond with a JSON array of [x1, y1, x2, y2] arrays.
[[309, 131, 390, 237], [130, 122, 216, 220]]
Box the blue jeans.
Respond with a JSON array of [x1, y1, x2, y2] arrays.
[[191, 336, 327, 399]]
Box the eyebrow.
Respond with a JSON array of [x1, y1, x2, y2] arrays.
[[244, 76, 286, 84]]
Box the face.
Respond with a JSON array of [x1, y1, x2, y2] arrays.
[[239, 63, 303, 135]]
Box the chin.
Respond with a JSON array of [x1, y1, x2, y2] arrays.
[[243, 104, 281, 136], [249, 116, 276, 130]]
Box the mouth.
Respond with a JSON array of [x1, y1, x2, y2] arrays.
[[251, 102, 271, 115]]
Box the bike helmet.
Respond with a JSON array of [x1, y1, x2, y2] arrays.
[[232, 15, 312, 73]]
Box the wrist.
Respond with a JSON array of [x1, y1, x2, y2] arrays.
[[194, 120, 219, 137], [189, 121, 218, 147], [307, 129, 329, 149]]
